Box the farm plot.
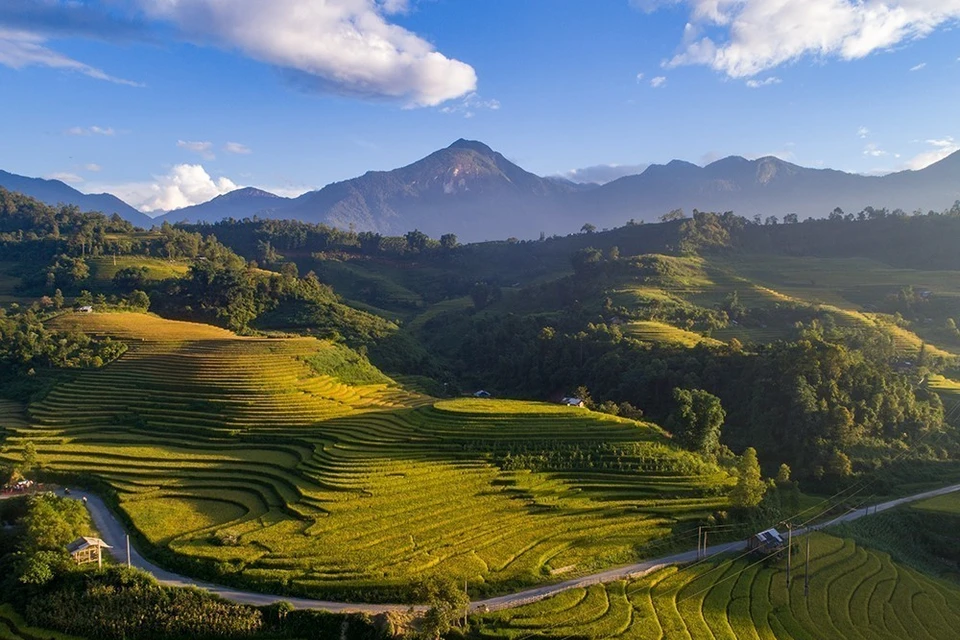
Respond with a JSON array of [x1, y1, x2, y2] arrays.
[[86, 256, 191, 283], [474, 532, 960, 639], [0, 313, 732, 600]]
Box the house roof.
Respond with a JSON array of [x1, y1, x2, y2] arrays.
[[67, 536, 112, 553], [752, 528, 784, 545]]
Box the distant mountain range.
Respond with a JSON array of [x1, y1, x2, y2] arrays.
[[3, 141, 959, 241], [0, 170, 154, 228]]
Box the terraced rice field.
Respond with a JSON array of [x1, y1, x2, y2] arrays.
[[912, 491, 960, 516], [623, 321, 723, 348], [0, 604, 82, 640], [475, 532, 960, 639], [0, 313, 732, 599]]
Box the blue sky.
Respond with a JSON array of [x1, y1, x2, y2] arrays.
[[0, 0, 958, 213]]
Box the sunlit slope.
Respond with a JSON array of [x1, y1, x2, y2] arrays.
[[475, 532, 960, 639], [1, 313, 732, 599]]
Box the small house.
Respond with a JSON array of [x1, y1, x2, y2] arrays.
[[77, 306, 94, 313], [67, 536, 111, 567], [561, 397, 586, 408], [747, 528, 785, 555], [473, 390, 492, 399]]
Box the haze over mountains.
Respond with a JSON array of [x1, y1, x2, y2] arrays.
[[3, 140, 959, 242]]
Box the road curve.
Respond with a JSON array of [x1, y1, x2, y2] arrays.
[[57, 482, 960, 614]]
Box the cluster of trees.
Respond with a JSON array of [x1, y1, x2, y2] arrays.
[[0, 308, 127, 372], [428, 311, 948, 484]]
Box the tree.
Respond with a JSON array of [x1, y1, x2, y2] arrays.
[[405, 229, 430, 253], [776, 463, 792, 484], [784, 213, 799, 224], [127, 290, 151, 311], [581, 223, 597, 234], [21, 441, 38, 473], [470, 282, 501, 310], [416, 578, 469, 640], [571, 247, 603, 275], [667, 388, 725, 455], [53, 289, 64, 310], [440, 233, 459, 250], [731, 447, 766, 507], [660, 209, 686, 222]]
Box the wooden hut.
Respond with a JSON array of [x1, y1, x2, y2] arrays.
[[67, 537, 111, 568]]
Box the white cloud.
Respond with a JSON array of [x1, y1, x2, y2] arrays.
[[46, 172, 84, 184], [905, 137, 960, 170], [224, 142, 252, 155], [650, 76, 667, 88], [136, 0, 476, 107], [636, 72, 645, 82], [0, 28, 142, 86], [177, 140, 215, 160], [863, 143, 888, 157], [858, 126, 870, 139], [439, 92, 501, 118], [659, 0, 960, 79], [91, 164, 240, 213], [66, 125, 115, 136], [745, 76, 781, 88], [910, 62, 927, 71], [84, 163, 102, 172], [559, 163, 650, 184]]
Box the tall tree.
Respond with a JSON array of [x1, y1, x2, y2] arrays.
[[731, 447, 766, 508], [667, 388, 725, 455]]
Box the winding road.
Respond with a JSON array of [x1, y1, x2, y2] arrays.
[[57, 482, 960, 614]]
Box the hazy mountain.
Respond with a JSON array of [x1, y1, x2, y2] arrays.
[[157, 187, 292, 224], [582, 153, 960, 224], [6, 144, 959, 241], [0, 170, 153, 227]]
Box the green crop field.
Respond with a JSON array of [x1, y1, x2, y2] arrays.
[[0, 604, 85, 640], [473, 532, 960, 639], [913, 492, 960, 516], [86, 256, 192, 283], [0, 312, 733, 601]]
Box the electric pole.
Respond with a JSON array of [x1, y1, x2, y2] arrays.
[[804, 536, 810, 599], [698, 526, 703, 560], [126, 535, 131, 568], [786, 523, 793, 589]]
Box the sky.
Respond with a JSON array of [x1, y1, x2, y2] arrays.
[[0, 0, 958, 214]]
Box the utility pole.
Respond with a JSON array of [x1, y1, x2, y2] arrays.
[[804, 536, 810, 599], [786, 523, 793, 589], [702, 531, 708, 559], [97, 543, 103, 570], [126, 535, 131, 568], [697, 526, 703, 560], [463, 579, 469, 629]]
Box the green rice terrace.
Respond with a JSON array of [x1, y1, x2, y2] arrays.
[[471, 532, 960, 640], [0, 312, 733, 601]]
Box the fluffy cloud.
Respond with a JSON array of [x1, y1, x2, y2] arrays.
[[906, 137, 960, 170], [224, 142, 252, 155], [66, 125, 115, 136], [0, 28, 142, 86], [858, 126, 870, 139], [559, 164, 650, 185], [177, 140, 215, 160], [136, 0, 476, 106], [656, 0, 960, 78], [85, 163, 102, 172], [1, 0, 474, 106], [745, 76, 781, 88], [863, 143, 888, 157], [650, 76, 667, 88], [92, 165, 239, 213], [910, 62, 927, 71]]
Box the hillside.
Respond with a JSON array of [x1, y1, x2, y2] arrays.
[[0, 312, 733, 602]]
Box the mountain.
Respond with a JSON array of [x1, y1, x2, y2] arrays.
[[581, 153, 960, 224], [0, 170, 153, 227], [275, 139, 578, 239], [6, 144, 960, 241], [157, 187, 292, 224]]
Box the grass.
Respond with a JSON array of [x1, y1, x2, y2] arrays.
[[472, 532, 960, 639], [86, 256, 191, 283], [913, 492, 960, 516], [0, 312, 733, 601]]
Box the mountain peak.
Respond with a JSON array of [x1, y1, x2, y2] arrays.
[[447, 139, 496, 155]]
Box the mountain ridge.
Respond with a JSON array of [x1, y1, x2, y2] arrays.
[[4, 142, 960, 240]]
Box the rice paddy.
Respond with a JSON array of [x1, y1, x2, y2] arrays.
[[623, 321, 723, 348], [86, 256, 191, 283], [473, 532, 960, 639], [0, 312, 733, 600]]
